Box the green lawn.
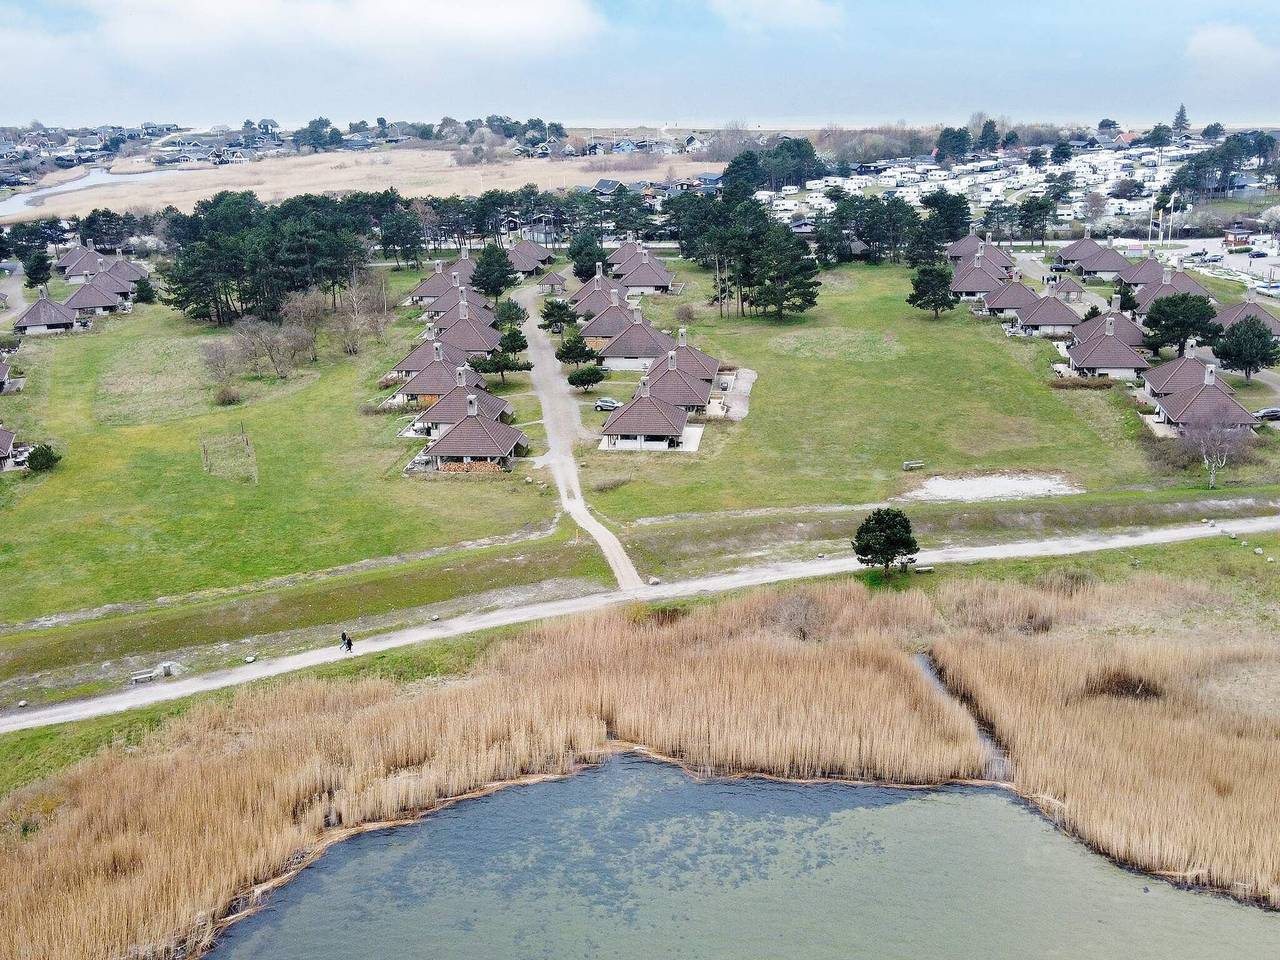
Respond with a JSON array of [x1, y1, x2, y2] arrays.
[[0, 288, 555, 623], [580, 261, 1157, 520]]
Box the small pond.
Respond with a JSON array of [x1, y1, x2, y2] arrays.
[[208, 755, 1277, 959]]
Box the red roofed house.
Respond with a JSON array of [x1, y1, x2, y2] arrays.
[[420, 395, 529, 471], [410, 374, 513, 439], [13, 289, 92, 335], [1142, 356, 1234, 402], [1134, 267, 1212, 317], [619, 251, 673, 295], [982, 280, 1040, 317], [1066, 317, 1150, 379]]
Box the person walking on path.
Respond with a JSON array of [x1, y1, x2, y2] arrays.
[[340, 631, 353, 654]]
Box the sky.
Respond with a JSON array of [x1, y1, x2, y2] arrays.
[[3, 0, 1279, 131]]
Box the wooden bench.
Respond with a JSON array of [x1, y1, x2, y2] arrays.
[[130, 670, 157, 685], [902, 459, 925, 471]]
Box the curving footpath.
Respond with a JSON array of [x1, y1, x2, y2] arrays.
[[3, 514, 1278, 734]]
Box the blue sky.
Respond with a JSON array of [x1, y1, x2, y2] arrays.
[[3, 0, 1278, 130]]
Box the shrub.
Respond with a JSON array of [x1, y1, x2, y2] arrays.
[[26, 443, 61, 472], [1049, 377, 1116, 390], [0, 334, 19, 352], [214, 385, 241, 406], [674, 304, 696, 324], [133, 276, 157, 304]]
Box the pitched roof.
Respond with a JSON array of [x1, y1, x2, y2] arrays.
[[434, 298, 497, 331], [55, 244, 91, 269], [951, 260, 1006, 294], [1057, 237, 1104, 263], [620, 258, 673, 290], [64, 279, 120, 310], [598, 321, 676, 359], [958, 245, 1014, 270], [539, 270, 567, 286], [0, 360, 10, 381], [511, 238, 552, 263], [1116, 257, 1164, 286], [673, 342, 720, 380], [580, 304, 641, 340], [399, 361, 486, 397], [1067, 332, 1149, 371], [1016, 296, 1081, 327], [984, 280, 1041, 311], [613, 249, 672, 278], [573, 287, 626, 318], [1216, 299, 1280, 337], [946, 233, 981, 259], [438, 317, 501, 353], [602, 391, 688, 437], [105, 259, 147, 283], [1143, 357, 1234, 396], [1157, 382, 1257, 427], [508, 247, 542, 273], [607, 241, 642, 265], [1077, 248, 1132, 274], [1074, 311, 1145, 348], [83, 269, 132, 296], [1135, 273, 1211, 313], [571, 273, 625, 305], [426, 415, 527, 458], [14, 292, 78, 330], [409, 263, 460, 300], [415, 385, 511, 425], [0, 427, 13, 457], [394, 338, 471, 373], [647, 361, 713, 407], [1050, 275, 1086, 294]]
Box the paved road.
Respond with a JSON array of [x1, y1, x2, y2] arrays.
[[1015, 252, 1110, 312], [4, 514, 1278, 733], [515, 284, 643, 590]]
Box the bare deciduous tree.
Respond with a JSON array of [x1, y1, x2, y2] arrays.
[[199, 340, 239, 384], [1179, 422, 1249, 489], [280, 288, 329, 361], [233, 319, 296, 379], [409, 197, 440, 250]]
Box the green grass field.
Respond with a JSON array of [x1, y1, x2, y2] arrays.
[[579, 261, 1158, 520], [0, 283, 554, 623]]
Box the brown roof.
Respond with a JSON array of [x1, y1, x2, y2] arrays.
[[105, 259, 148, 283], [607, 241, 641, 266], [14, 292, 78, 330], [438, 317, 501, 354], [1135, 273, 1211, 314], [394, 338, 470, 374], [84, 269, 132, 296], [620, 258, 673, 290], [673, 342, 720, 380], [984, 281, 1040, 311], [1143, 357, 1234, 396], [1016, 296, 1081, 328], [647, 359, 713, 407], [1073, 312, 1145, 348], [1216, 299, 1280, 337], [61, 249, 105, 277], [434, 298, 497, 331], [572, 273, 625, 305], [511, 238, 552, 263], [951, 261, 1007, 295], [409, 263, 459, 300], [1067, 332, 1149, 372], [613, 248, 673, 278], [426, 415, 527, 458], [0, 361, 10, 381], [425, 285, 479, 317], [1057, 237, 1104, 263], [0, 427, 13, 457], [598, 321, 676, 359], [957, 245, 1013, 271], [1157, 382, 1257, 427], [602, 391, 688, 437], [55, 244, 91, 269], [1116, 258, 1163, 286], [573, 287, 625, 318], [946, 233, 981, 259], [539, 271, 567, 287], [1077, 248, 1132, 274], [508, 248, 541, 274], [64, 279, 120, 310], [399, 361, 486, 398], [415, 384, 511, 425], [580, 304, 641, 340], [1051, 276, 1086, 294]]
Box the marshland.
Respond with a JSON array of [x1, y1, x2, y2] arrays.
[[1, 570, 1278, 959]]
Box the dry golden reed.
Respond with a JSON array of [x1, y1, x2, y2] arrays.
[[0, 581, 984, 960]]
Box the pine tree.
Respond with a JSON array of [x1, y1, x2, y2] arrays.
[[905, 223, 944, 268], [1215, 316, 1280, 381], [750, 225, 821, 317], [470, 243, 517, 300], [1173, 103, 1190, 135], [555, 334, 597, 366], [852, 508, 919, 578], [22, 249, 51, 289], [906, 264, 958, 319], [1144, 294, 1221, 357]]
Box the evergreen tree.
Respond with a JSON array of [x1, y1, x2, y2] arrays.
[[470, 243, 518, 300], [906, 264, 958, 319], [555, 334, 597, 366], [539, 297, 576, 335], [976, 119, 1000, 152], [852, 508, 919, 578], [133, 276, 157, 304], [750, 225, 821, 317], [1000, 130, 1020, 150], [567, 365, 606, 391], [27, 443, 62, 472], [1144, 294, 1221, 357], [1202, 122, 1225, 140], [1215, 316, 1280, 381], [1173, 103, 1190, 135], [380, 208, 425, 266], [1027, 148, 1047, 169], [905, 222, 945, 268], [1118, 284, 1140, 313], [921, 189, 971, 241], [1050, 140, 1073, 165], [812, 212, 853, 266], [568, 230, 607, 282], [21, 249, 51, 289], [495, 298, 527, 331]]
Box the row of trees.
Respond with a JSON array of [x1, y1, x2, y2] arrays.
[[1166, 131, 1280, 201]]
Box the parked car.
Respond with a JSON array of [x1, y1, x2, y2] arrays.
[[1202, 254, 1224, 263], [1249, 250, 1267, 259], [594, 397, 622, 411], [1254, 407, 1280, 421]]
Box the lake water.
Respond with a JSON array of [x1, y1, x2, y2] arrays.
[[207, 755, 1278, 959], [0, 166, 193, 216]]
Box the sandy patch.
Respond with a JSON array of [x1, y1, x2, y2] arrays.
[[899, 472, 1084, 503]]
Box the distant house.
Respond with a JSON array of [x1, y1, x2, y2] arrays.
[[437, 314, 501, 356], [393, 356, 486, 408], [0, 425, 16, 470], [601, 378, 689, 451], [14, 290, 92, 334], [537, 271, 567, 295], [1215, 291, 1280, 339], [618, 252, 673, 294], [1073, 303, 1146, 349], [950, 258, 1006, 300], [1054, 235, 1105, 268], [597, 314, 676, 370], [420, 398, 528, 471], [390, 338, 472, 380], [1224, 224, 1252, 248], [1013, 296, 1081, 336], [407, 262, 461, 305], [511, 238, 553, 264], [592, 179, 623, 196], [683, 134, 706, 153], [982, 280, 1040, 317], [1066, 318, 1150, 379], [258, 119, 280, 136], [507, 246, 543, 277], [65, 278, 127, 317], [1151, 365, 1257, 433], [1048, 275, 1087, 301], [572, 266, 627, 313], [1075, 247, 1130, 280], [607, 241, 642, 270]]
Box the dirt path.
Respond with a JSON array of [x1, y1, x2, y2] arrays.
[[516, 284, 643, 590], [0, 262, 27, 324], [5, 514, 1278, 733]]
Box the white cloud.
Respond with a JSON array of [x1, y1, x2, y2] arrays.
[[1, 0, 607, 125], [703, 0, 844, 31], [1186, 24, 1280, 71]]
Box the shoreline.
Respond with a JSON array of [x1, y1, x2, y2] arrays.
[[193, 743, 1276, 959]]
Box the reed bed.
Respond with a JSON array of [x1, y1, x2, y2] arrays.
[[932, 580, 1280, 908], [0, 581, 985, 960]]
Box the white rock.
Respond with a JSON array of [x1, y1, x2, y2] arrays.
[[1255, 548, 1264, 556], [648, 576, 662, 585], [245, 655, 256, 663], [430, 614, 440, 621], [17, 700, 28, 709]]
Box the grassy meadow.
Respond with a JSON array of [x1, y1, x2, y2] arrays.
[[0, 271, 554, 623]]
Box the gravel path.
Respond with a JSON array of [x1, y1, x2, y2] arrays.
[[5, 514, 1278, 733]]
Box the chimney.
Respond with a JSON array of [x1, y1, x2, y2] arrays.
[[1110, 294, 1121, 311], [610, 288, 619, 307], [667, 350, 677, 371], [459, 301, 469, 321], [1105, 316, 1114, 337], [87, 239, 96, 251], [451, 271, 460, 288], [466, 394, 478, 417], [1246, 286, 1257, 302], [1084, 226, 1091, 238], [1162, 267, 1173, 285], [433, 341, 444, 362], [639, 376, 650, 398], [434, 260, 443, 275], [1204, 364, 1216, 387], [38, 285, 48, 300], [459, 287, 468, 302], [641, 250, 650, 263], [968, 224, 976, 236], [460, 246, 470, 260], [456, 366, 466, 387], [985, 231, 992, 244], [595, 261, 603, 278], [678, 327, 688, 346], [632, 307, 643, 324]]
